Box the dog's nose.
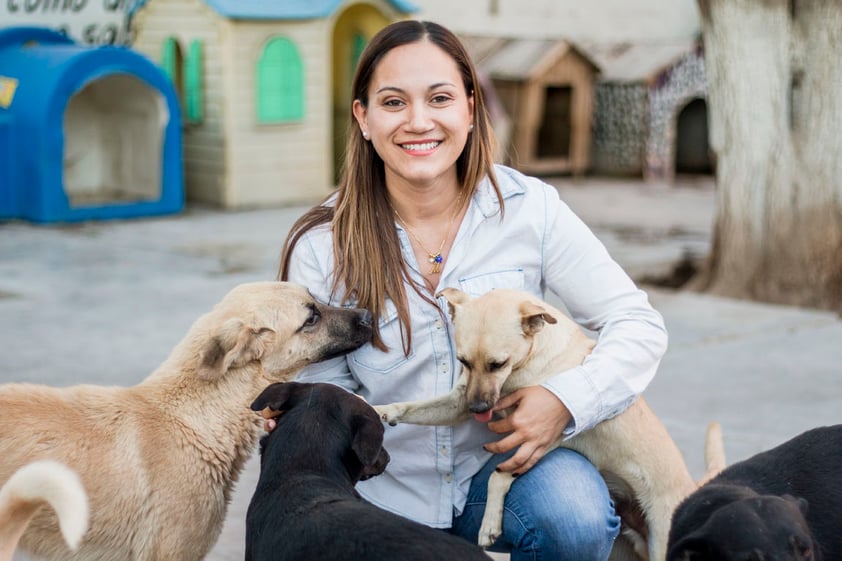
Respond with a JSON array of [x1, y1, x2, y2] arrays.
[[468, 402, 493, 414], [358, 310, 373, 328]]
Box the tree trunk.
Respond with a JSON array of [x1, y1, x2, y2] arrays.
[[694, 0, 842, 311]]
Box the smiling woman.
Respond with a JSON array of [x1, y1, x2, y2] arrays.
[[352, 39, 474, 285], [272, 19, 669, 561], [352, 40, 474, 197]]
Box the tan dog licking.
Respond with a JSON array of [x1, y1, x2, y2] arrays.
[[0, 281, 372, 561], [375, 287, 696, 561], [0, 461, 88, 561]]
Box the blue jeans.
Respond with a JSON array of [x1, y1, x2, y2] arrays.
[[449, 448, 620, 561]]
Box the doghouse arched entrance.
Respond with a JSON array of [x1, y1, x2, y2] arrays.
[[64, 74, 168, 206], [674, 97, 712, 175], [331, 6, 390, 185], [0, 26, 182, 223]]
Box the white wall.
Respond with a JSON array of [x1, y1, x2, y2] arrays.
[[409, 0, 700, 42], [0, 0, 132, 45]]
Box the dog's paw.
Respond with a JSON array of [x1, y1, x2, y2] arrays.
[[372, 404, 403, 426], [477, 523, 500, 549], [477, 513, 502, 548]]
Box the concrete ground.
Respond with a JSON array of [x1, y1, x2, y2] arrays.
[[2, 175, 840, 560]]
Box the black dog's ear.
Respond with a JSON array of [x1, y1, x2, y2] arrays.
[[351, 415, 387, 474], [251, 382, 299, 412], [782, 494, 809, 515], [666, 536, 709, 561]]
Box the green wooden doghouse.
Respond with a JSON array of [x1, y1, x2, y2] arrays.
[[131, 0, 417, 209]]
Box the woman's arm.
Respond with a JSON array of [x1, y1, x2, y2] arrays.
[[537, 183, 667, 435]]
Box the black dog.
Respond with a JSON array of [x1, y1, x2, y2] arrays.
[[667, 424, 842, 561], [246, 382, 492, 561]]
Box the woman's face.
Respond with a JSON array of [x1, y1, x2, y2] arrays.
[[353, 39, 474, 191]]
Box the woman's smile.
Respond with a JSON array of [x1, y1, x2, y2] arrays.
[[400, 140, 442, 154], [353, 39, 474, 189]]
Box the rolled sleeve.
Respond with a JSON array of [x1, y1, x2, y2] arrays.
[[539, 183, 668, 435]]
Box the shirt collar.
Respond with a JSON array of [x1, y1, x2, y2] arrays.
[[473, 165, 526, 218]]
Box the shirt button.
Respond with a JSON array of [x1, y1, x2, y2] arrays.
[[444, 473, 454, 483], [434, 320, 443, 329], [440, 446, 449, 457]]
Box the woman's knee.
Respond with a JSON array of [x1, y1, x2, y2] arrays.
[[502, 448, 620, 561]]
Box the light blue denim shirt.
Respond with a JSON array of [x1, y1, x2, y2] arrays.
[[287, 164, 667, 528]]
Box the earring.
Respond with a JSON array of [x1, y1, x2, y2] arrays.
[[362, 130, 369, 139], [469, 123, 474, 131]]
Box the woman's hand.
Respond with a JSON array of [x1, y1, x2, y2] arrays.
[[260, 408, 283, 432], [483, 386, 571, 475]]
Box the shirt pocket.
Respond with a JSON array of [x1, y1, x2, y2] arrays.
[[457, 268, 525, 297], [350, 300, 414, 374]]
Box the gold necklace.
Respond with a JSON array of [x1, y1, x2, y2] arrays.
[[393, 191, 464, 275]]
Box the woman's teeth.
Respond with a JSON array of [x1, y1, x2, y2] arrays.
[[402, 141, 440, 151]]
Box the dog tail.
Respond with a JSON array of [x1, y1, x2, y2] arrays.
[[697, 421, 726, 486], [0, 461, 89, 556]]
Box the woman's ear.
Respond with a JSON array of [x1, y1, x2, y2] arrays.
[[352, 99, 368, 135]]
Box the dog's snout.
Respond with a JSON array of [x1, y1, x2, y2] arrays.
[[468, 401, 493, 414]]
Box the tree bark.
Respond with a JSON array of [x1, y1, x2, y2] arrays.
[[694, 0, 842, 311]]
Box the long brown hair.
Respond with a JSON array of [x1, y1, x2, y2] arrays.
[[279, 20, 502, 353]]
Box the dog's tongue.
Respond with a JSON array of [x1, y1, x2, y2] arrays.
[[473, 410, 493, 423]]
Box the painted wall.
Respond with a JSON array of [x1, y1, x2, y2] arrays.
[[132, 0, 227, 205], [221, 19, 333, 208], [0, 0, 132, 45], [410, 0, 700, 42]]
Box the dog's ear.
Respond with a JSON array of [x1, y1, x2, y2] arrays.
[[782, 494, 809, 516], [351, 415, 387, 477], [436, 287, 471, 320], [198, 318, 275, 380], [520, 301, 557, 336], [250, 382, 297, 412], [666, 536, 708, 561]]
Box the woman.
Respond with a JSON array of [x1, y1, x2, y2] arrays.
[[273, 20, 667, 560]]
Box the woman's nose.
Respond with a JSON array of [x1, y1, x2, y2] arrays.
[[405, 103, 433, 132]]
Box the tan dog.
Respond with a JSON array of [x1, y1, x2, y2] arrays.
[[0, 281, 372, 561], [375, 287, 696, 561], [0, 461, 88, 561]]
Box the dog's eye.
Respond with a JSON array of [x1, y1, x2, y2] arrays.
[[487, 360, 507, 371], [457, 356, 472, 370], [301, 307, 321, 329]]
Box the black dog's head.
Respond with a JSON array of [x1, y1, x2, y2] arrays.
[[667, 494, 817, 561], [251, 382, 390, 483]]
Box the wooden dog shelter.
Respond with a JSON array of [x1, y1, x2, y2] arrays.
[[469, 37, 599, 176]]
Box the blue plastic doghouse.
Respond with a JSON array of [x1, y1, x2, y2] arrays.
[[0, 27, 183, 223]]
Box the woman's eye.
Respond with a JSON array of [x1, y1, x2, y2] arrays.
[[383, 98, 404, 107], [431, 94, 452, 104]]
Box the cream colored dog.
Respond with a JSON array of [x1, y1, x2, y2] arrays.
[[375, 287, 696, 561], [0, 281, 372, 561], [0, 461, 88, 561]]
